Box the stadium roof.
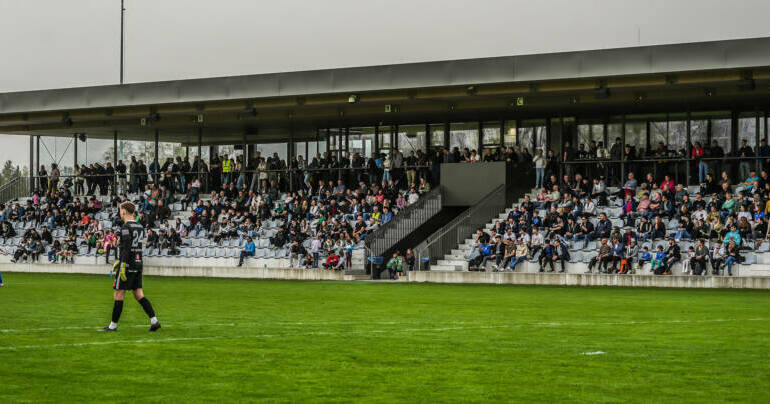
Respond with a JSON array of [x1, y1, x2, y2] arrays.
[[2, 37, 770, 145]]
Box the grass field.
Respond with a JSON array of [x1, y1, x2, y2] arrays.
[[1, 273, 769, 403]]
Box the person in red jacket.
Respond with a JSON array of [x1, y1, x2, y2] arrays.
[[324, 253, 339, 269], [692, 142, 707, 183]]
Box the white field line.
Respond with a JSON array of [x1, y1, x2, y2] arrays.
[[0, 320, 415, 334], [2, 317, 764, 335], [0, 318, 765, 352], [581, 351, 606, 355]]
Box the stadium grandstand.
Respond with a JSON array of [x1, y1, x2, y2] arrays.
[[2, 3, 770, 287], [6, 2, 770, 402]]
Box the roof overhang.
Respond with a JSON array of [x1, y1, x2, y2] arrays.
[[2, 36, 770, 144]]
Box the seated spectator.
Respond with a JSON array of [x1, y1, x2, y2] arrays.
[[47, 240, 61, 263], [651, 245, 667, 275], [639, 246, 651, 271], [538, 239, 555, 272], [237, 236, 256, 267]]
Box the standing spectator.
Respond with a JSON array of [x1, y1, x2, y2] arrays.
[[533, 149, 546, 188], [737, 139, 754, 181]]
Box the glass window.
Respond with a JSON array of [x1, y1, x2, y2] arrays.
[[649, 121, 667, 153], [711, 119, 732, 154], [256, 143, 287, 162], [294, 142, 306, 161], [503, 121, 516, 147], [738, 116, 758, 149], [430, 124, 445, 147], [398, 124, 426, 155], [624, 122, 646, 156], [449, 122, 479, 152], [78, 137, 114, 167], [348, 127, 375, 158], [39, 136, 76, 176], [318, 140, 327, 155], [690, 120, 708, 149], [535, 126, 547, 154], [668, 121, 686, 154], [377, 125, 394, 151], [577, 124, 591, 151], [482, 121, 501, 146], [591, 124, 605, 146], [518, 127, 534, 152]]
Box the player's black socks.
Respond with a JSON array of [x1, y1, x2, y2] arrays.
[[112, 300, 124, 323], [138, 297, 156, 318]]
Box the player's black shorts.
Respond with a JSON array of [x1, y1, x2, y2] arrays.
[[113, 268, 143, 290]]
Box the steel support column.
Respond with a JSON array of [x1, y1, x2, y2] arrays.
[[756, 111, 761, 174], [374, 125, 379, 153], [29, 136, 34, 190], [686, 112, 692, 186], [620, 115, 626, 185], [72, 134, 77, 172], [153, 129, 159, 185]]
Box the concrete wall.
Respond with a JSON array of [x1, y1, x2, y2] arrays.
[[0, 263, 350, 281], [4, 262, 770, 289], [407, 271, 770, 290], [441, 162, 506, 206]]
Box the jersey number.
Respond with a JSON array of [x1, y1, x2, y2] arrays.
[[131, 230, 143, 248]]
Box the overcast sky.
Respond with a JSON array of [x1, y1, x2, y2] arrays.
[[2, 0, 770, 168]]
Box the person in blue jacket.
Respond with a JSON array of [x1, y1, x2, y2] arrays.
[[237, 236, 256, 267]]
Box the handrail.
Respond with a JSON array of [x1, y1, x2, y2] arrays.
[[422, 184, 504, 246], [0, 176, 28, 205], [365, 186, 442, 256], [416, 184, 506, 270]]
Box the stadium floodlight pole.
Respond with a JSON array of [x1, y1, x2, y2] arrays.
[[120, 0, 125, 84]]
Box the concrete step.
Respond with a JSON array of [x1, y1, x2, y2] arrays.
[[437, 259, 469, 269], [428, 264, 463, 271]]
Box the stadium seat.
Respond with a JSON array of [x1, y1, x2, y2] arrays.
[[569, 252, 582, 263]]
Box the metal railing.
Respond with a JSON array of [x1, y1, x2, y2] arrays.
[[365, 186, 442, 257], [0, 176, 29, 204], [415, 184, 506, 270], [559, 155, 767, 187]]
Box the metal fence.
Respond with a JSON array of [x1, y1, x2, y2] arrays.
[[0, 176, 29, 204], [365, 186, 442, 257], [415, 184, 505, 271], [561, 155, 765, 188]]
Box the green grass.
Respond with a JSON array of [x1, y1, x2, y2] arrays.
[[1, 273, 769, 403]]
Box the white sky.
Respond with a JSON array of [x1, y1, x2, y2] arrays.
[[1, 0, 770, 167]]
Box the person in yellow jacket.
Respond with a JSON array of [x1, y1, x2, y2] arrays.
[[221, 154, 232, 185], [370, 206, 382, 224]]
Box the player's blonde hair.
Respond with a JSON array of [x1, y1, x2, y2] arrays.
[[119, 201, 136, 215]]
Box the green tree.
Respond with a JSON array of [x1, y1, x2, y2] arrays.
[[0, 160, 18, 185]]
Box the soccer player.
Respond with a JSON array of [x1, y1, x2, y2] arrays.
[[99, 201, 161, 332]]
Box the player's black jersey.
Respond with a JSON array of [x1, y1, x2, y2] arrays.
[[120, 220, 145, 268]]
